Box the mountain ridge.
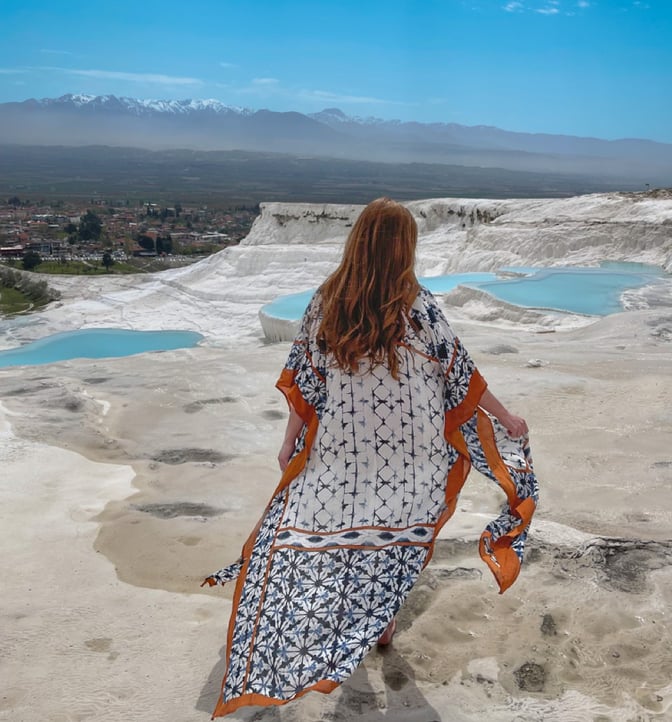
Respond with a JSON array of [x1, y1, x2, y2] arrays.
[[14, 93, 672, 147], [1, 94, 671, 186]]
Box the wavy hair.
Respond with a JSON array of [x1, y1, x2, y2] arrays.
[[317, 198, 419, 379]]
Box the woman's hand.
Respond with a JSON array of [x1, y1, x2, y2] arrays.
[[498, 411, 529, 439], [278, 439, 296, 472], [278, 406, 305, 472], [479, 389, 529, 438]]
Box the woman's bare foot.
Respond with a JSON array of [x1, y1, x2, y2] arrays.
[[377, 618, 397, 646]]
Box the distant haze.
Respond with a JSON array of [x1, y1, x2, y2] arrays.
[[1, 94, 671, 188]]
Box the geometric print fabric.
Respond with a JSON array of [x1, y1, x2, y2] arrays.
[[205, 286, 539, 717]]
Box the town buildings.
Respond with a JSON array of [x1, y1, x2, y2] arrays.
[[0, 198, 258, 263]]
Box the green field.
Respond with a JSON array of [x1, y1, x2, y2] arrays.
[[0, 285, 34, 314]]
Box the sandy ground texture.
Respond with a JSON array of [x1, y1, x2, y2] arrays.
[[1, 302, 671, 722]]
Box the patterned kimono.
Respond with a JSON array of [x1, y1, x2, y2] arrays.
[[204, 287, 538, 718]]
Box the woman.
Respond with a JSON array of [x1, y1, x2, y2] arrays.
[[204, 198, 538, 718]]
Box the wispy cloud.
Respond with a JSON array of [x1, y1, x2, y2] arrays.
[[0, 68, 27, 74], [300, 89, 406, 106], [536, 0, 561, 13], [502, 0, 590, 15], [40, 49, 76, 56], [43, 67, 203, 86], [219, 61, 238, 69], [227, 77, 406, 108]]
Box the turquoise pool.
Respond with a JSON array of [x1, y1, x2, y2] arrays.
[[473, 266, 664, 316], [261, 264, 667, 320], [0, 328, 203, 368]]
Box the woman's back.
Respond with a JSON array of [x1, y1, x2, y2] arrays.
[[282, 288, 470, 533]]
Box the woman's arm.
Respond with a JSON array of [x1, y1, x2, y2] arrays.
[[278, 406, 305, 471], [478, 388, 529, 438]]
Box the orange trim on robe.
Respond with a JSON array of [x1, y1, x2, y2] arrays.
[[444, 368, 488, 433], [474, 410, 535, 593], [208, 368, 322, 718], [212, 679, 340, 718]]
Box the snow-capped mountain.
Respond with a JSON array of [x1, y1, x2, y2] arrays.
[[36, 93, 253, 116], [1, 94, 671, 185], [2, 94, 341, 153]]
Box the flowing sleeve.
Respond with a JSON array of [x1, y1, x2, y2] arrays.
[[203, 294, 328, 589], [414, 287, 538, 594], [275, 291, 327, 423]]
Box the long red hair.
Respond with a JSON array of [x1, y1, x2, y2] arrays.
[[318, 198, 419, 379]]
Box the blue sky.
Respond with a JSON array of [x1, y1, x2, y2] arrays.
[[1, 0, 670, 142]]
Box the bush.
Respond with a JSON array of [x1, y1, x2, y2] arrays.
[[0, 264, 61, 308], [22, 250, 42, 271]]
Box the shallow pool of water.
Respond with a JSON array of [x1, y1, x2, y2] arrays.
[[0, 328, 203, 368], [469, 267, 664, 316], [261, 264, 668, 321]]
